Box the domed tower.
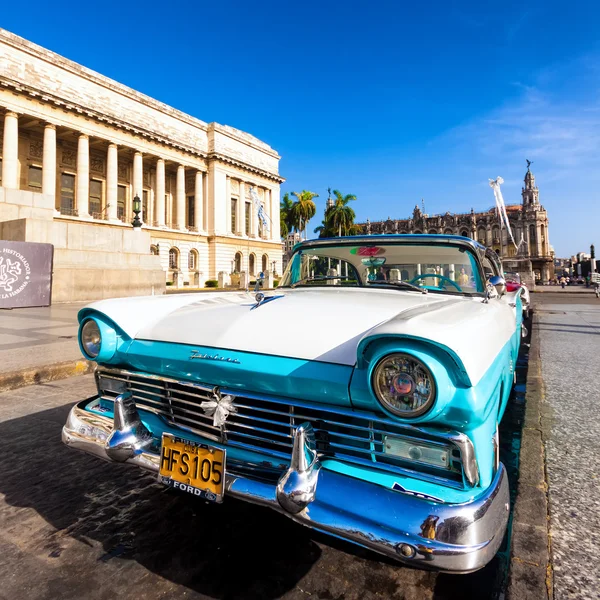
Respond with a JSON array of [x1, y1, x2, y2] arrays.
[[522, 162, 540, 207], [326, 188, 334, 210], [520, 161, 553, 283]]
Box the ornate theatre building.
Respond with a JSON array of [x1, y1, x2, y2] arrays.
[[360, 165, 553, 283], [0, 29, 283, 302]]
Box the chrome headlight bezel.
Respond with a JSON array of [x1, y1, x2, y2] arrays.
[[80, 319, 102, 359], [371, 353, 437, 418]]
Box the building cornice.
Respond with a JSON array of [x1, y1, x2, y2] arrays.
[[0, 76, 209, 159], [0, 28, 282, 175], [0, 28, 210, 133], [208, 152, 285, 184]]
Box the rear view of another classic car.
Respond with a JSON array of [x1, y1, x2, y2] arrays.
[[63, 234, 521, 574]]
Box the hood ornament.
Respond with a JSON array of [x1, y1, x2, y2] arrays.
[[200, 387, 237, 427], [251, 293, 284, 310]]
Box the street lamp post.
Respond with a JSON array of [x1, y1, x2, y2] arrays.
[[132, 194, 142, 228]]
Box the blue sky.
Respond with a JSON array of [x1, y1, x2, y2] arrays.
[[2, 0, 599, 256]]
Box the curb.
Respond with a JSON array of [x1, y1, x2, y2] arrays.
[[531, 289, 595, 294], [507, 313, 553, 600], [0, 359, 95, 393]]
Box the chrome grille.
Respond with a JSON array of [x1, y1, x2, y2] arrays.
[[96, 368, 465, 485]]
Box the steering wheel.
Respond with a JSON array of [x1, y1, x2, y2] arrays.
[[409, 273, 462, 292]]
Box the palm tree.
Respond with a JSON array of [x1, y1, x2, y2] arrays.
[[328, 190, 357, 236], [313, 219, 329, 237], [280, 193, 295, 238], [291, 190, 318, 239]]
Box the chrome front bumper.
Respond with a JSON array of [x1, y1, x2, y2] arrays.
[[62, 396, 510, 573]]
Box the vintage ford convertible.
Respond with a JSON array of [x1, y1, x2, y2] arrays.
[[63, 235, 523, 573]]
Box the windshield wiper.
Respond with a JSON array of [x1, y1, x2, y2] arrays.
[[289, 275, 352, 288], [367, 281, 427, 294]]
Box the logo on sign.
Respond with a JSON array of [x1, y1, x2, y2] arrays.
[[0, 248, 31, 299]]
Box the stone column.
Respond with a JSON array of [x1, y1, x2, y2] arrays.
[[225, 176, 232, 232], [76, 134, 90, 217], [42, 123, 56, 198], [176, 164, 186, 230], [270, 187, 281, 241], [106, 143, 118, 221], [155, 158, 165, 227], [2, 111, 19, 189], [252, 187, 259, 238], [237, 181, 244, 235], [194, 170, 203, 231], [133, 151, 143, 221]]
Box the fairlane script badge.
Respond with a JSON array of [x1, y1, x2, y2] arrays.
[[189, 350, 240, 364]]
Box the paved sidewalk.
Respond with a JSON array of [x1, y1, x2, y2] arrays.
[[0, 303, 84, 374], [535, 294, 600, 600]]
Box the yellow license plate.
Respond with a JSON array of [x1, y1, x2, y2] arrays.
[[158, 434, 226, 502]]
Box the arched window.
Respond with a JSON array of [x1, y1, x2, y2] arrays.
[[444, 228, 453, 235], [529, 225, 536, 253], [460, 230, 469, 238], [478, 228, 486, 244], [234, 252, 242, 273], [188, 249, 198, 271], [249, 253, 256, 276], [413, 230, 422, 235], [169, 247, 179, 270], [540, 225, 546, 255], [150, 244, 159, 255], [492, 227, 500, 244], [262, 254, 268, 273], [428, 229, 438, 234]]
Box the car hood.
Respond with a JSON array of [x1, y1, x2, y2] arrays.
[[83, 288, 515, 386]]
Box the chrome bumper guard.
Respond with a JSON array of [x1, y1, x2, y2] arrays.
[[62, 395, 510, 573]]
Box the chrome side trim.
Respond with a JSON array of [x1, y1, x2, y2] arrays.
[[62, 399, 509, 574]]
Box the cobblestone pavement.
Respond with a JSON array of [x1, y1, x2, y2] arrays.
[[0, 303, 85, 373], [0, 370, 527, 600], [535, 293, 600, 600]]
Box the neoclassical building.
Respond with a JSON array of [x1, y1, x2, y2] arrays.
[[360, 165, 553, 282], [0, 29, 283, 301]]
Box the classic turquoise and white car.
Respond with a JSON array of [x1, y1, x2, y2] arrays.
[[63, 234, 523, 573]]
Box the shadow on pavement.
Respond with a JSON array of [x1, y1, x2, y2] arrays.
[[0, 331, 530, 600]]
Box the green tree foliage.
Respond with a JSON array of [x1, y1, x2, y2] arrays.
[[291, 190, 318, 239], [325, 190, 357, 236], [280, 192, 296, 238]]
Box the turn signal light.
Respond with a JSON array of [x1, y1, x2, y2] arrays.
[[384, 436, 451, 470]]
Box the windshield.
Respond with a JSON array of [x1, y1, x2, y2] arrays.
[[279, 241, 484, 295]]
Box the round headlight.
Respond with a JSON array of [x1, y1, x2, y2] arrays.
[[372, 353, 436, 417], [81, 320, 101, 359]]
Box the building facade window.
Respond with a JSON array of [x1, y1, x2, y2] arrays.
[[231, 198, 238, 233], [187, 195, 195, 228], [60, 173, 76, 214], [117, 185, 126, 221], [28, 166, 42, 188], [234, 252, 242, 273], [150, 244, 159, 255], [245, 202, 251, 235], [169, 247, 179, 270], [90, 179, 103, 217], [188, 249, 198, 270], [249, 253, 255, 275], [262, 254, 268, 273]]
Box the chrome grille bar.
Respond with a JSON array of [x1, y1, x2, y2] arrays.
[[95, 367, 475, 488]]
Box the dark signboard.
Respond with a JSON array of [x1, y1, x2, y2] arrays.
[[0, 241, 53, 309]]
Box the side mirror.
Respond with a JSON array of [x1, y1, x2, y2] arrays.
[[489, 275, 506, 297]]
